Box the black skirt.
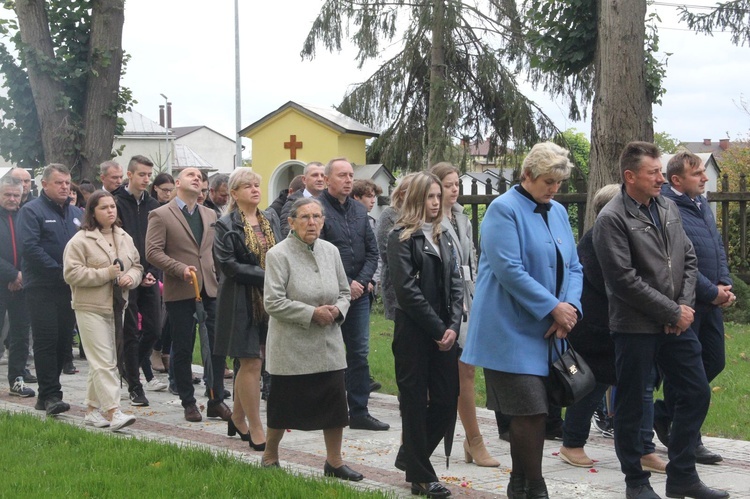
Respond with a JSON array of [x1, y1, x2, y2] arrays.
[[266, 369, 348, 430]]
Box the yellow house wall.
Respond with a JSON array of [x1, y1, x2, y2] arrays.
[[245, 108, 372, 199]]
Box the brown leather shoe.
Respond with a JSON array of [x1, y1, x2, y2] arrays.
[[184, 404, 202, 422], [206, 401, 232, 421]]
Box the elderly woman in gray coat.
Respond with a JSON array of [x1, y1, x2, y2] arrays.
[[261, 198, 364, 482]]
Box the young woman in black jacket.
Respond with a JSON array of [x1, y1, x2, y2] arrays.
[[386, 172, 463, 498]]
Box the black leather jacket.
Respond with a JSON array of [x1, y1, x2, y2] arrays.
[[387, 226, 463, 341]]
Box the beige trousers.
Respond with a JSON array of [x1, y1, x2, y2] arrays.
[[75, 310, 121, 412]]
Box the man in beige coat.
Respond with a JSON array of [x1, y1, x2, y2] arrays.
[[145, 167, 230, 423]]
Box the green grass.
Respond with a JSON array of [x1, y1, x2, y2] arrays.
[[369, 301, 750, 441], [0, 412, 389, 498]]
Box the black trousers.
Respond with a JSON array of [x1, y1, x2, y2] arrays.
[[393, 309, 459, 483], [26, 286, 76, 402], [165, 293, 224, 408], [613, 329, 710, 488], [122, 283, 161, 392], [1, 290, 30, 386]]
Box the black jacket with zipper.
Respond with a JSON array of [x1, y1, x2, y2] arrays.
[[115, 188, 161, 277]]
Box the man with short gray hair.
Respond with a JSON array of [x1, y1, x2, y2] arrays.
[[17, 164, 83, 416], [205, 174, 229, 216], [100, 160, 124, 193], [0, 176, 35, 397], [10, 167, 34, 205]]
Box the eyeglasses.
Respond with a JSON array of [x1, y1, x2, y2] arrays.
[[293, 214, 324, 223], [156, 186, 174, 194]]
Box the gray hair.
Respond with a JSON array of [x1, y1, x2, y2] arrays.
[[99, 160, 121, 176], [592, 184, 621, 215], [289, 197, 325, 219], [324, 157, 349, 177], [520, 142, 573, 182], [304, 161, 324, 176], [0, 175, 23, 190], [210, 173, 230, 190], [42, 163, 70, 181]]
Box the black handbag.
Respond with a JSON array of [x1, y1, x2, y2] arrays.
[[547, 337, 596, 407]]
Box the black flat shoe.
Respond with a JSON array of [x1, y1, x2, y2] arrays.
[[227, 418, 250, 442], [666, 481, 729, 499], [695, 444, 723, 465], [324, 461, 364, 481], [411, 482, 451, 498]]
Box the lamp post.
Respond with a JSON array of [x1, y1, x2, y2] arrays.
[[160, 93, 171, 174], [234, 0, 242, 169]]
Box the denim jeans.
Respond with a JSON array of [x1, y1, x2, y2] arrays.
[[612, 330, 709, 488], [26, 286, 76, 402], [341, 295, 371, 418], [563, 382, 610, 448]]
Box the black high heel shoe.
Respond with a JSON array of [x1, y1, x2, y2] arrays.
[[249, 435, 266, 452], [227, 419, 250, 442]]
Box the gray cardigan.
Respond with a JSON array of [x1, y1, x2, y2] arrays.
[[263, 234, 351, 375]]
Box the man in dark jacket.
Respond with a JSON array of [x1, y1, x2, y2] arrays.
[[280, 162, 326, 237], [594, 142, 726, 499], [656, 151, 735, 465], [0, 176, 34, 397], [17, 163, 83, 416], [318, 158, 388, 431], [115, 156, 165, 406], [204, 174, 229, 216]]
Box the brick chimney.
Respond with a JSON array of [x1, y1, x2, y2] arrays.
[[719, 138, 730, 151], [159, 105, 165, 127], [703, 139, 711, 146], [167, 102, 172, 129]]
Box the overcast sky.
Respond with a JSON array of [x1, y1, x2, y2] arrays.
[[17, 1, 750, 159]]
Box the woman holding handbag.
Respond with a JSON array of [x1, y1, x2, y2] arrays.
[[387, 172, 463, 498], [461, 142, 583, 499]]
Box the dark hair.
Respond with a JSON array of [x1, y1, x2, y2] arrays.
[[70, 183, 86, 208], [289, 174, 305, 192], [78, 180, 96, 196], [150, 172, 175, 198], [352, 178, 383, 198], [128, 155, 154, 172], [80, 190, 120, 231], [210, 173, 229, 190], [620, 141, 660, 180], [666, 151, 702, 183]]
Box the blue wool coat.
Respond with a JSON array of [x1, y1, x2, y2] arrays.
[[461, 187, 583, 376]]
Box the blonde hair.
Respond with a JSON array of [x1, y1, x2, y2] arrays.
[[397, 172, 443, 243], [520, 142, 573, 182], [390, 172, 418, 210], [592, 183, 620, 215], [227, 168, 262, 213]]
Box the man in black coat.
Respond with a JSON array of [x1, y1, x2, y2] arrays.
[[0, 176, 34, 398], [115, 156, 164, 406], [318, 158, 388, 431]]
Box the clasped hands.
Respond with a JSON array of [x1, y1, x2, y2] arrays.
[[312, 305, 341, 326], [712, 284, 736, 308], [546, 302, 578, 339], [434, 329, 457, 351]]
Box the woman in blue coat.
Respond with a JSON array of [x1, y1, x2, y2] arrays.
[[461, 142, 583, 499]]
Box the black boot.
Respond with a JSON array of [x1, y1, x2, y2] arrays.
[[507, 472, 526, 499], [526, 478, 549, 499]]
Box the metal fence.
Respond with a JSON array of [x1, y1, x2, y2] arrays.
[[457, 173, 750, 276]]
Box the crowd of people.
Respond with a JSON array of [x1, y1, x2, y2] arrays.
[[0, 141, 734, 499]]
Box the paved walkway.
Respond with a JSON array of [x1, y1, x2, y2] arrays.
[[2, 359, 749, 498]]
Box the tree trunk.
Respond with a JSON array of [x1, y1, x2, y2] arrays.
[[427, 0, 449, 167], [14, 0, 76, 168], [80, 0, 125, 182], [585, 0, 654, 229]]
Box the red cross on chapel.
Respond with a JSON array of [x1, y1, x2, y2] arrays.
[[284, 134, 303, 160]]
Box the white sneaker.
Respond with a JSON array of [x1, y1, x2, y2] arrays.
[[109, 410, 136, 431], [84, 411, 110, 428], [145, 379, 168, 392]]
